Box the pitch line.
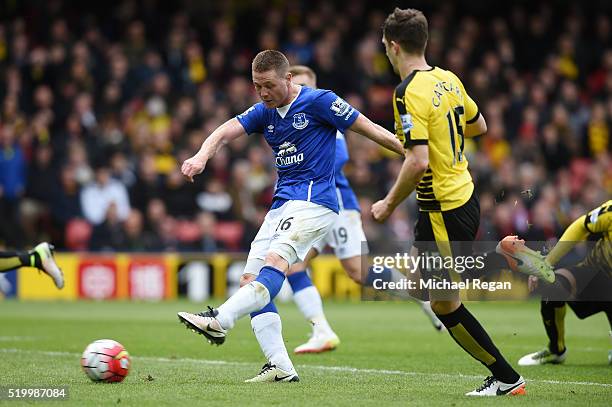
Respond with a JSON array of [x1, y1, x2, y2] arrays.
[[0, 336, 36, 341], [1, 348, 611, 389]]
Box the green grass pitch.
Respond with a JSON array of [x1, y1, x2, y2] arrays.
[[0, 300, 610, 406]]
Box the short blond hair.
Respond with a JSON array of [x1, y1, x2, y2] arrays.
[[288, 65, 317, 85]]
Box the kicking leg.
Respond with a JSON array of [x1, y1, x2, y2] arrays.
[[178, 251, 289, 345]]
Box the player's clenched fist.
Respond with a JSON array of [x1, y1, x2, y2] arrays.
[[181, 155, 207, 183], [371, 199, 392, 223]]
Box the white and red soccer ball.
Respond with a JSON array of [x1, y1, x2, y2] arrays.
[[81, 339, 130, 382]]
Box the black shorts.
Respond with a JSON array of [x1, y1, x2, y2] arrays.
[[414, 192, 479, 250], [567, 301, 612, 319], [564, 263, 612, 318], [414, 193, 480, 280]]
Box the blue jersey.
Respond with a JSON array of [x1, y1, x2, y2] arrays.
[[236, 86, 360, 213], [334, 131, 360, 211]]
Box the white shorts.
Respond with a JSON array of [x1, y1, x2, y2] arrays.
[[243, 200, 337, 276], [312, 209, 369, 260]]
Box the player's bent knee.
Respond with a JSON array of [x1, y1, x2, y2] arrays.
[[264, 252, 290, 273], [430, 300, 461, 315], [264, 252, 285, 265], [240, 273, 257, 287]]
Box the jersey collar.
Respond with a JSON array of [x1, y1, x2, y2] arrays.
[[276, 85, 302, 119]]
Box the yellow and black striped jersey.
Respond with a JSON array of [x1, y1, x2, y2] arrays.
[[583, 200, 612, 272], [392, 66, 480, 211]]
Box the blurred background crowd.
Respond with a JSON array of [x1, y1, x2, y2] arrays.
[[0, 0, 610, 253]]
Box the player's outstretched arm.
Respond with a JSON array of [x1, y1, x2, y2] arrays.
[[181, 118, 246, 182], [349, 114, 404, 155], [545, 214, 590, 267], [371, 144, 429, 222]]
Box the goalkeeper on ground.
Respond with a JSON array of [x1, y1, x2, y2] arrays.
[[510, 200, 611, 366]]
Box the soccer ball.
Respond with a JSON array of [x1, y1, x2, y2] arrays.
[[81, 339, 130, 382]]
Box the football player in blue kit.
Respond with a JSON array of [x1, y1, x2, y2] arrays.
[[178, 50, 404, 382]]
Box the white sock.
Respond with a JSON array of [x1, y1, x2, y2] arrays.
[[293, 286, 323, 320], [216, 281, 270, 329], [251, 313, 295, 374], [293, 286, 334, 336], [310, 314, 334, 337]]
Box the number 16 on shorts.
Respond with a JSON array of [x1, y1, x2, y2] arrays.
[[276, 217, 294, 232]]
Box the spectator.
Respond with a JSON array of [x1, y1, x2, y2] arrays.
[[587, 102, 610, 157], [0, 125, 26, 245], [142, 198, 169, 251], [540, 124, 571, 172], [25, 143, 55, 204], [130, 151, 162, 213], [122, 209, 149, 252], [90, 203, 125, 251], [80, 160, 130, 226], [196, 178, 233, 220], [162, 167, 198, 218], [194, 211, 226, 253], [50, 165, 83, 247]]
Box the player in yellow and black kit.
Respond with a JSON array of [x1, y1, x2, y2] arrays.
[[516, 200, 612, 366], [372, 8, 531, 396], [0, 242, 64, 289]]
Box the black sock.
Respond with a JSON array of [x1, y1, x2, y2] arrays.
[[29, 250, 42, 268], [540, 300, 566, 354], [0, 250, 38, 272], [436, 303, 520, 383]]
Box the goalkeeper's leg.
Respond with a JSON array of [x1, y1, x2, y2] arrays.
[[0, 243, 64, 289]]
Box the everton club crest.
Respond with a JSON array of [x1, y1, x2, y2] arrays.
[[292, 113, 309, 130]]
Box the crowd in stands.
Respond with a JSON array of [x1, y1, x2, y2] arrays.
[[0, 0, 610, 254]]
